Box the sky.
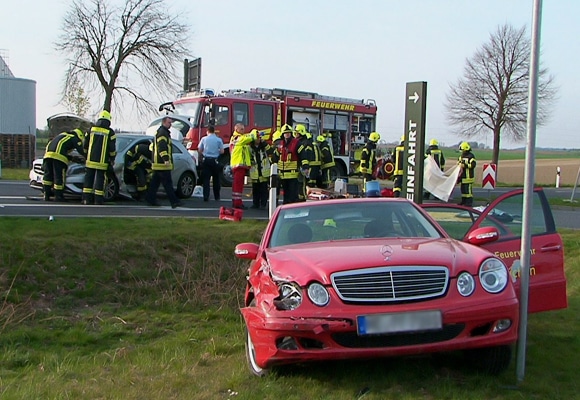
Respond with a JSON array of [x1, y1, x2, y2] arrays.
[[1, 0, 578, 149]]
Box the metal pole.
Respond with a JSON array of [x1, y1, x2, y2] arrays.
[[516, 0, 542, 383], [268, 163, 278, 218]]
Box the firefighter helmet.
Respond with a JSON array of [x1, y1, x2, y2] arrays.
[[295, 124, 307, 135], [73, 128, 85, 142], [400, 135, 405, 142], [98, 110, 111, 122], [460, 142, 471, 151], [369, 132, 380, 142], [316, 135, 326, 143], [429, 139, 438, 146], [281, 124, 293, 134]]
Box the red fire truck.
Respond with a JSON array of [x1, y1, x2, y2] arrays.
[[173, 86, 378, 186]]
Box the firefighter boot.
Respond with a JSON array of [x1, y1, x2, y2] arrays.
[[464, 197, 473, 207], [54, 190, 67, 202], [94, 195, 104, 205], [43, 185, 52, 201], [82, 194, 94, 205]]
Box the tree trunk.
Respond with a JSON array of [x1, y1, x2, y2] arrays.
[[492, 126, 501, 182]]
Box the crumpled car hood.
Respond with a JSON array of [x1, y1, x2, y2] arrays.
[[263, 238, 492, 285]]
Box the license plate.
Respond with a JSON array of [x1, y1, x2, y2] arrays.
[[357, 310, 442, 335]]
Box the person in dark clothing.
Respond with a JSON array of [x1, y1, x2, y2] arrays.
[[458, 141, 476, 206], [393, 136, 405, 198], [359, 132, 380, 188], [145, 116, 182, 208], [424, 138, 446, 200], [43, 128, 85, 202], [293, 124, 313, 202], [316, 134, 335, 189], [198, 125, 224, 202], [249, 132, 272, 209], [82, 110, 116, 205], [272, 124, 305, 204], [124, 142, 152, 201]]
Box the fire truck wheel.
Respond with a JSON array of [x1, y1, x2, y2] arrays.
[[220, 163, 233, 187], [329, 164, 346, 182]]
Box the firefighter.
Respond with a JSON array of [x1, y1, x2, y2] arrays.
[[293, 124, 313, 201], [458, 141, 476, 206], [359, 132, 380, 189], [230, 123, 258, 209], [393, 135, 405, 198], [82, 110, 116, 205], [273, 124, 304, 204], [124, 142, 152, 201], [424, 138, 446, 200], [317, 134, 335, 189], [301, 129, 321, 190], [145, 116, 182, 208], [42, 128, 85, 202], [249, 131, 272, 209]]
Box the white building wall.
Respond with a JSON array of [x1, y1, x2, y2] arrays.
[[0, 77, 36, 134]]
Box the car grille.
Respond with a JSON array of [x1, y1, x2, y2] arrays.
[[331, 266, 448, 303]]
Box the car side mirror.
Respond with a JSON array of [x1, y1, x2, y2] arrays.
[[466, 226, 499, 246], [234, 243, 259, 259]]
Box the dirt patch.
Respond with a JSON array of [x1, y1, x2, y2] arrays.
[[474, 159, 580, 186]]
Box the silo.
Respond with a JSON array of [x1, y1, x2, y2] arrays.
[[0, 53, 37, 169]]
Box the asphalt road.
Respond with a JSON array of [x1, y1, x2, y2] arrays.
[[1, 180, 579, 229]]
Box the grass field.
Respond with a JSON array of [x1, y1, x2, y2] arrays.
[[1, 217, 579, 399]]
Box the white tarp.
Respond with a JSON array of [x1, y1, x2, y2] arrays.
[[423, 156, 461, 202]]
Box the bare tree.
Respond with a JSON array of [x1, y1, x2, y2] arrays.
[[445, 24, 557, 165], [56, 0, 191, 120], [61, 71, 91, 117]]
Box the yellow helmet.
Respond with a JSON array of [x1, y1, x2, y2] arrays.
[[73, 128, 84, 142], [429, 139, 438, 146], [460, 142, 471, 151], [369, 132, 380, 142], [400, 135, 405, 142], [295, 124, 307, 135], [316, 135, 326, 143], [98, 110, 111, 122], [281, 124, 293, 134], [323, 219, 337, 228]]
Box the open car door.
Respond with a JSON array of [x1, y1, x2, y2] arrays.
[[422, 188, 567, 313]]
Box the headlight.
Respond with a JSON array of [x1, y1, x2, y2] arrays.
[[307, 282, 329, 306], [457, 272, 475, 297], [274, 283, 302, 310], [479, 258, 508, 294]]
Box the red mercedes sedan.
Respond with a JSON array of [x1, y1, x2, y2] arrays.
[[235, 197, 534, 376]]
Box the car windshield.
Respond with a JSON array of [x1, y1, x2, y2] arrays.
[[173, 102, 202, 127], [268, 200, 443, 248]]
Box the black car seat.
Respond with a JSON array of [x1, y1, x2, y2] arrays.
[[287, 223, 313, 244]]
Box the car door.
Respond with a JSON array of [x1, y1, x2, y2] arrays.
[[422, 188, 567, 313]]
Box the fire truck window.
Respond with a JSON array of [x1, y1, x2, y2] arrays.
[[214, 106, 229, 126], [254, 104, 274, 127], [233, 102, 249, 126]]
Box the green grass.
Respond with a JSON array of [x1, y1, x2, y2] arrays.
[[0, 168, 29, 180], [1, 217, 579, 399]]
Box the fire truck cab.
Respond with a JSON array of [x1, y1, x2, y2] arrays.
[[175, 87, 378, 186]]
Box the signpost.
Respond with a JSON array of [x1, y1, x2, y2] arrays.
[[403, 82, 427, 203]]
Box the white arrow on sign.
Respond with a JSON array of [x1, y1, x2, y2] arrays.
[[408, 92, 419, 103]]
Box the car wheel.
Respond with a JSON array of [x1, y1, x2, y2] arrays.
[[464, 345, 512, 375], [219, 153, 233, 187], [103, 173, 119, 202], [176, 171, 196, 198], [245, 327, 268, 377]]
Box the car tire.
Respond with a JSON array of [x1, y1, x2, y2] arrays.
[[219, 153, 233, 187], [464, 345, 512, 375], [245, 327, 269, 377], [103, 173, 119, 202], [329, 163, 345, 182], [176, 171, 196, 198]]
